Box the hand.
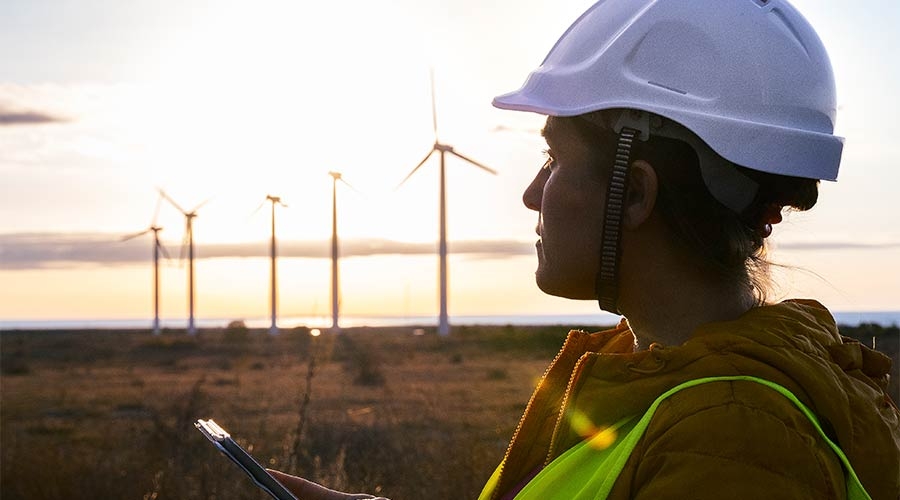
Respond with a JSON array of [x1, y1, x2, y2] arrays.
[[267, 469, 389, 500]]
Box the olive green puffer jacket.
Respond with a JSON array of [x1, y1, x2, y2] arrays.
[[486, 300, 899, 500]]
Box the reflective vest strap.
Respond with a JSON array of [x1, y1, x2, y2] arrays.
[[680, 376, 871, 500], [477, 462, 502, 500], [482, 375, 871, 500]]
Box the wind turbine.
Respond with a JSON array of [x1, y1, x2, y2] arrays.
[[327, 171, 358, 332], [158, 189, 208, 335], [121, 194, 169, 335], [397, 71, 498, 336], [259, 194, 287, 335]]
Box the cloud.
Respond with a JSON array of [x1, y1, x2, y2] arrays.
[[0, 233, 136, 269], [3, 233, 899, 270], [4, 232, 900, 270], [0, 232, 535, 270], [0, 84, 96, 128], [0, 109, 67, 126]]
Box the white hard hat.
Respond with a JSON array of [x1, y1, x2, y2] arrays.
[[494, 0, 844, 181]]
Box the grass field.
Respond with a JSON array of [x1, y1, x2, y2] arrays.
[[1, 322, 895, 500], [0, 324, 585, 500]]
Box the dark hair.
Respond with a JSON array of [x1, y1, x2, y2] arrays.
[[560, 112, 820, 302]]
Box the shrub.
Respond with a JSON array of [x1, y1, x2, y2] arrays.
[[1, 358, 30, 375], [224, 319, 250, 342], [338, 335, 387, 387]]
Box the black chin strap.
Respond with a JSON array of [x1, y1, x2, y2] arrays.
[[596, 127, 638, 314]]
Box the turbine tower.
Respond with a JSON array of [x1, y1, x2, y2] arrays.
[[327, 171, 357, 331], [121, 194, 169, 335], [159, 189, 208, 335], [262, 194, 287, 335], [397, 71, 498, 336]]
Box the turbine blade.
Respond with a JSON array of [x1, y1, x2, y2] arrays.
[[157, 188, 188, 214], [395, 149, 435, 189], [179, 223, 189, 263], [121, 229, 151, 242], [339, 178, 362, 195], [190, 197, 213, 213], [449, 150, 499, 175], [430, 68, 439, 141], [250, 200, 267, 216], [157, 240, 171, 260], [151, 192, 164, 226]]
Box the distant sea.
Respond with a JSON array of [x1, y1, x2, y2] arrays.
[[1, 311, 898, 331]]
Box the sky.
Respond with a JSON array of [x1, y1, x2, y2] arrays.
[[1, 0, 898, 327]]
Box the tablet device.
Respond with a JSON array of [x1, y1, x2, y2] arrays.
[[195, 419, 298, 500]]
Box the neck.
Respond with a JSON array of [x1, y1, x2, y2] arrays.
[[616, 226, 756, 350], [623, 283, 755, 350]]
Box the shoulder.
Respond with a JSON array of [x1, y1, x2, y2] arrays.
[[611, 379, 846, 500]]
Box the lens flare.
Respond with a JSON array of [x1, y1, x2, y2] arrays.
[[568, 409, 619, 450]]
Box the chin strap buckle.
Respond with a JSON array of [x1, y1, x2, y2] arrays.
[[613, 110, 651, 141]]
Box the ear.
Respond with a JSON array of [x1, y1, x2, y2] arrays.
[[623, 160, 658, 230]]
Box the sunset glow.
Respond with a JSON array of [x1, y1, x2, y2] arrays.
[[1, 0, 898, 327]]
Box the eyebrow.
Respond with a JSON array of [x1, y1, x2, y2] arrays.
[[540, 117, 552, 139], [540, 117, 556, 148]]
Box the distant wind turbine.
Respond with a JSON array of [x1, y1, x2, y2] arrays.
[[397, 70, 498, 336], [158, 189, 209, 335], [259, 194, 287, 335], [328, 171, 358, 331], [121, 193, 169, 335]]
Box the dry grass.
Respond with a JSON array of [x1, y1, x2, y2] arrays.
[[0, 325, 584, 500], [2, 322, 893, 500]]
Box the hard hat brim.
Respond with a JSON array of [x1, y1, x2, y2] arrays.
[[493, 89, 843, 182]]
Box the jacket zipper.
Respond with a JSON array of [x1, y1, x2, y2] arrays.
[[544, 352, 596, 466], [489, 331, 585, 500]]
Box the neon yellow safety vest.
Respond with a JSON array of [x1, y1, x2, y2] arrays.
[[479, 376, 871, 500]]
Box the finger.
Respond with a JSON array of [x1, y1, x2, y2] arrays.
[[267, 469, 363, 500]]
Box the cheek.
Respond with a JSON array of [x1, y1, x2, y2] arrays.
[[541, 174, 606, 240], [532, 158, 609, 298], [538, 175, 607, 292]]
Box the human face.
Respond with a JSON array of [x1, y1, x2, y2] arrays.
[[522, 117, 608, 299]]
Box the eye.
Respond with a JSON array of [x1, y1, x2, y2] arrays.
[[541, 149, 558, 172]]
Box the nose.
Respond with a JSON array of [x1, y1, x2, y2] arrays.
[[522, 168, 548, 211]]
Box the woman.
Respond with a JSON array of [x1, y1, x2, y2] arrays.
[[273, 0, 899, 498]]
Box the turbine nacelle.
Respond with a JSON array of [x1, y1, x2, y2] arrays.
[[266, 194, 286, 207]]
